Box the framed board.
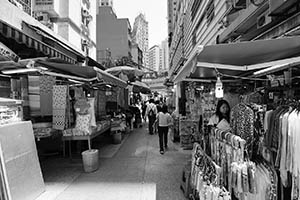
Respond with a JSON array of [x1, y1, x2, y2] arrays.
[[0, 143, 10, 200]]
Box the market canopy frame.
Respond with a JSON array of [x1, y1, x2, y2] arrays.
[[0, 58, 128, 88], [173, 36, 300, 83]]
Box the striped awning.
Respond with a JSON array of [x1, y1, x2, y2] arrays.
[[94, 67, 128, 88], [0, 20, 78, 64]]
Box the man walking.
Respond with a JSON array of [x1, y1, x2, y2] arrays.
[[146, 99, 157, 135]]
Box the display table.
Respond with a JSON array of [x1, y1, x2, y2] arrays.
[[62, 122, 111, 159], [111, 119, 126, 133], [33, 122, 53, 141]]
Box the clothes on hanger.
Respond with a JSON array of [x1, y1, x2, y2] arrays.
[[190, 143, 232, 200]]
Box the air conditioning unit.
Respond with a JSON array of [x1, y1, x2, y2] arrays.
[[14, 1, 23, 9], [82, 9, 89, 17], [82, 39, 89, 46], [257, 11, 272, 29], [232, 0, 246, 8], [35, 12, 50, 22]]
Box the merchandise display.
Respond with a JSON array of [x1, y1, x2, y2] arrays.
[[179, 118, 199, 148], [0, 98, 22, 125], [190, 143, 231, 200], [52, 85, 68, 130], [32, 122, 53, 139], [63, 119, 111, 137]]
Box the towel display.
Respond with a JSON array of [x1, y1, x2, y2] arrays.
[[75, 114, 91, 134], [52, 85, 68, 130], [40, 75, 56, 116], [74, 98, 90, 114]]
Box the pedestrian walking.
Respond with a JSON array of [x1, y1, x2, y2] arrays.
[[142, 101, 147, 122], [145, 99, 157, 135], [154, 104, 173, 154]]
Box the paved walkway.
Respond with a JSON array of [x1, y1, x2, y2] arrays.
[[36, 124, 191, 200]]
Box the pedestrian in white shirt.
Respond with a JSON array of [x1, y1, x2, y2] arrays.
[[155, 104, 173, 154], [145, 99, 157, 135]]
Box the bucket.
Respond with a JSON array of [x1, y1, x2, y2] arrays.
[[112, 132, 122, 144], [81, 149, 99, 173]]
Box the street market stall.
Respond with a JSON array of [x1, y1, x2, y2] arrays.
[[172, 36, 300, 199], [0, 58, 129, 159]]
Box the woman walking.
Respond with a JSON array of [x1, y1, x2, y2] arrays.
[[155, 105, 173, 154]]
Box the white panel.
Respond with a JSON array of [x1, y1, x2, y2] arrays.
[[0, 121, 45, 200]]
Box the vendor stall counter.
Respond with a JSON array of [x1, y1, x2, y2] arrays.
[[62, 119, 111, 159]]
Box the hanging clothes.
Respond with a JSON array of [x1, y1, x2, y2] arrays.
[[52, 85, 68, 130], [39, 75, 56, 116], [230, 103, 255, 157]]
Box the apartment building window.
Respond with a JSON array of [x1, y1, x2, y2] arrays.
[[9, 0, 33, 15], [206, 0, 215, 25], [191, 0, 202, 21], [35, 0, 53, 5]]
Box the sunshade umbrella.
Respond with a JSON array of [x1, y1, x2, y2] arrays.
[[0, 41, 19, 62], [131, 81, 151, 94], [105, 66, 144, 81]]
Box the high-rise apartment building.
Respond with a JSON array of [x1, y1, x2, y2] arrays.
[[96, 6, 132, 65], [97, 0, 116, 14], [159, 38, 169, 73], [148, 45, 160, 72], [98, 0, 113, 7], [2, 0, 86, 63], [33, 0, 97, 59], [131, 43, 143, 68], [8, 0, 33, 15], [132, 13, 149, 69]]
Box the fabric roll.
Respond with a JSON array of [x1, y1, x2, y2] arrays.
[[28, 94, 40, 115], [40, 75, 56, 116], [28, 76, 40, 115], [28, 76, 40, 94], [20, 76, 30, 119]]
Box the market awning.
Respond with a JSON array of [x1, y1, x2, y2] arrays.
[[94, 67, 127, 88], [0, 20, 80, 63], [174, 36, 300, 82], [36, 60, 97, 79], [0, 41, 19, 62], [131, 81, 151, 94]]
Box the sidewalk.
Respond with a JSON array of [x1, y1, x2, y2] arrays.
[[36, 124, 191, 200]]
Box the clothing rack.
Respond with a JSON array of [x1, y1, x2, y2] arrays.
[[190, 143, 230, 200], [211, 128, 246, 161], [191, 143, 222, 186]]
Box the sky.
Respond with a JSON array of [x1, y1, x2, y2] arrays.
[[113, 0, 168, 48]]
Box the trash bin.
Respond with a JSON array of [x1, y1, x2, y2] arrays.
[[112, 131, 122, 144], [81, 149, 99, 173]]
